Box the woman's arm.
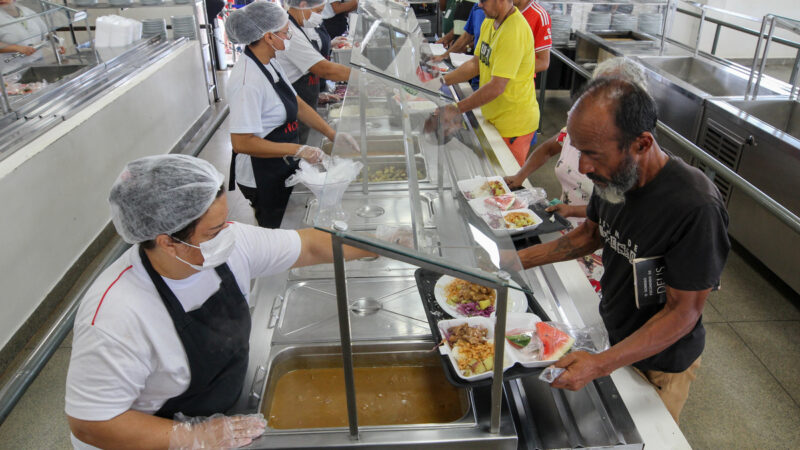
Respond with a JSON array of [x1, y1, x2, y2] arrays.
[[297, 96, 336, 141], [331, 0, 358, 14], [0, 42, 36, 54], [308, 59, 351, 82], [68, 410, 175, 450], [230, 133, 300, 159]]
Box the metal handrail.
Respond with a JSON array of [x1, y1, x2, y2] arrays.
[[549, 48, 800, 236], [676, 7, 800, 52]]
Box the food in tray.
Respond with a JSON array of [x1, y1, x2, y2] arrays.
[[463, 182, 490, 200], [506, 322, 574, 362], [446, 323, 495, 376], [444, 278, 496, 317], [504, 211, 536, 229], [355, 165, 425, 182], [484, 194, 525, 211], [488, 180, 508, 196]]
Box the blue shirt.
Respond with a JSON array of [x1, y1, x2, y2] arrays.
[[463, 3, 485, 89]]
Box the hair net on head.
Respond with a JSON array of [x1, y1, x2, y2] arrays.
[[109, 154, 225, 244], [285, 0, 326, 9], [225, 1, 289, 45]]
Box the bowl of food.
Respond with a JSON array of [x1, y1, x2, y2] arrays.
[[438, 318, 511, 381], [502, 209, 542, 233]]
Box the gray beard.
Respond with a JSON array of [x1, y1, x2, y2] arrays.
[[592, 155, 639, 204]]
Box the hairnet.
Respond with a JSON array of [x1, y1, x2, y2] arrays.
[[225, 1, 289, 45], [285, 0, 326, 9], [109, 154, 225, 244]]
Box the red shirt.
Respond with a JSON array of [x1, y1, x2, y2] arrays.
[[520, 1, 552, 52]]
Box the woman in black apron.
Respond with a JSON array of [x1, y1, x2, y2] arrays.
[[322, 0, 358, 38], [225, 1, 341, 228]]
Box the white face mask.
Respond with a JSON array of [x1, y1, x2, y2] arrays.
[[174, 226, 236, 271], [304, 11, 324, 29]]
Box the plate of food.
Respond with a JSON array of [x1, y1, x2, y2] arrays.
[[457, 176, 510, 200], [434, 275, 528, 318], [502, 209, 543, 233], [437, 317, 513, 381], [504, 313, 575, 368]]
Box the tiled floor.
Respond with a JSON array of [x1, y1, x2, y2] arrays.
[[1, 88, 799, 449]]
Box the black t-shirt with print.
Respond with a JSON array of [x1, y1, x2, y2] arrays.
[[586, 156, 730, 373]]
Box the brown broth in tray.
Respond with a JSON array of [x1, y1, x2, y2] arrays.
[[265, 365, 466, 429]]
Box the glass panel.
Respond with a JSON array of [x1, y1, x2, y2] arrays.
[[313, 67, 530, 292]]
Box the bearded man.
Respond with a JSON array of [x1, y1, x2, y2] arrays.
[[517, 77, 730, 424]]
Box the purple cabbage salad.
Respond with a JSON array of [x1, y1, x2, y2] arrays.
[[457, 302, 495, 317]]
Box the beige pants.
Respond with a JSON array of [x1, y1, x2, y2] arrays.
[[634, 357, 702, 423]]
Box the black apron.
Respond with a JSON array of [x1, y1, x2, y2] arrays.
[[138, 247, 251, 419], [229, 46, 300, 228], [323, 7, 348, 39], [288, 17, 332, 144]]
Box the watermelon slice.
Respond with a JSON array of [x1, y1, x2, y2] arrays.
[[484, 194, 516, 210], [536, 322, 574, 360]]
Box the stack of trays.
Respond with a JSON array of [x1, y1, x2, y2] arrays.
[[638, 13, 664, 35], [173, 0, 194, 4], [73, 0, 98, 7], [550, 14, 572, 47], [611, 13, 638, 32], [142, 18, 167, 39], [586, 11, 611, 31], [108, 0, 133, 6], [171, 15, 197, 40], [140, 0, 164, 5]]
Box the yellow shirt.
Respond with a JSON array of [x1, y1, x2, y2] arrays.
[[474, 9, 539, 138]]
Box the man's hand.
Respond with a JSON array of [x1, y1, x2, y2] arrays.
[[504, 174, 526, 189], [550, 351, 606, 391], [423, 103, 462, 140], [546, 203, 587, 219]]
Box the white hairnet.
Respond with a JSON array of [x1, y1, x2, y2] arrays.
[[285, 0, 326, 9], [225, 1, 289, 45], [109, 154, 225, 244]]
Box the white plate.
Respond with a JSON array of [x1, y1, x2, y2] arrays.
[[504, 312, 555, 368], [449, 52, 473, 68], [501, 208, 543, 235], [434, 275, 528, 318], [437, 317, 513, 381], [456, 176, 510, 200]]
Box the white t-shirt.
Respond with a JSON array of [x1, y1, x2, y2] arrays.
[[227, 56, 298, 188], [0, 4, 47, 73], [65, 223, 301, 448], [321, 0, 336, 19], [554, 128, 594, 227], [275, 20, 325, 84]]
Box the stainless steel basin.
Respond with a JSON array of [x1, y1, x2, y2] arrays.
[[304, 190, 436, 230], [257, 342, 474, 432], [639, 56, 781, 97], [17, 64, 88, 84], [321, 135, 421, 156], [724, 98, 800, 141]]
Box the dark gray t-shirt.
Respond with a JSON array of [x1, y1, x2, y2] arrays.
[[586, 156, 730, 372]]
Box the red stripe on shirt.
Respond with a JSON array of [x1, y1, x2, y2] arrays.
[[91, 265, 133, 326]]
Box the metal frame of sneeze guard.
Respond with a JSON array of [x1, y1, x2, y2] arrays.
[[325, 221, 515, 437], [748, 14, 800, 101]]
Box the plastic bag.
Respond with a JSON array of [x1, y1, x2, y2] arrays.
[[538, 366, 566, 384], [285, 157, 363, 187], [169, 412, 266, 449], [481, 188, 548, 212]]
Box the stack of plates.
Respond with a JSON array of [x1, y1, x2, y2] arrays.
[[73, 0, 97, 6], [586, 12, 611, 32], [638, 13, 664, 35], [172, 15, 197, 40], [109, 0, 133, 6], [140, 0, 164, 5], [611, 13, 638, 32], [173, 0, 193, 4], [142, 18, 167, 39], [550, 14, 572, 47]]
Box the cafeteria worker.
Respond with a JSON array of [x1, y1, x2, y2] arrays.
[[0, 0, 51, 73], [66, 155, 372, 449], [226, 1, 348, 228], [277, 0, 352, 144]]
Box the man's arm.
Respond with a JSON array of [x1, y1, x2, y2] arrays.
[[296, 96, 336, 141], [534, 48, 550, 72], [443, 55, 480, 84], [517, 219, 602, 269], [308, 60, 351, 82], [436, 31, 473, 60], [551, 285, 709, 391], [454, 76, 509, 112], [293, 229, 375, 267]]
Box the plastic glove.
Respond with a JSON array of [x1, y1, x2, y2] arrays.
[[169, 413, 267, 449], [337, 132, 360, 153], [295, 145, 325, 163]]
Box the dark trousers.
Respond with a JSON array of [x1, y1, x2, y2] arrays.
[[238, 184, 292, 228]]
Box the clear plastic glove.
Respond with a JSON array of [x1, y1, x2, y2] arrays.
[[336, 132, 360, 153], [295, 145, 325, 164], [169, 413, 267, 449]]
